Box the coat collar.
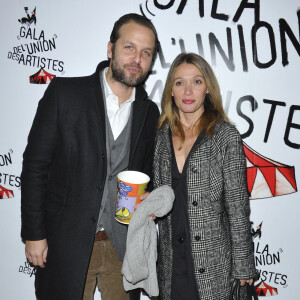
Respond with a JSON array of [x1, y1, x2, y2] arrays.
[[158, 121, 217, 151]]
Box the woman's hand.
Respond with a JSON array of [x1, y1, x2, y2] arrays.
[[139, 192, 150, 201], [149, 214, 156, 220], [139, 192, 156, 220], [240, 278, 253, 286]]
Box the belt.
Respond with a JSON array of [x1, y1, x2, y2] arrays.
[[94, 230, 108, 241]]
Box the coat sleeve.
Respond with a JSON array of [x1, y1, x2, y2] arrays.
[[21, 78, 59, 241], [222, 125, 257, 279]]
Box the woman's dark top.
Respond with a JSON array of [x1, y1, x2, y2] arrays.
[[170, 130, 205, 300]]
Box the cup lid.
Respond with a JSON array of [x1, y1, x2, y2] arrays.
[[117, 170, 150, 184]]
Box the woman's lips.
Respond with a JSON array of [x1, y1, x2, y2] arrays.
[[182, 99, 195, 104]]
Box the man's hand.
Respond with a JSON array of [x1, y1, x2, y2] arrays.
[[240, 278, 254, 286], [25, 239, 48, 268]]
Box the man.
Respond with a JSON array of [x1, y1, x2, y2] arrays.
[[21, 13, 159, 300]]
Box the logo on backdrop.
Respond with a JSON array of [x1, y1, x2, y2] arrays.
[[139, 1, 300, 151], [19, 261, 36, 277], [18, 6, 36, 26], [140, 0, 300, 71], [0, 149, 20, 200], [243, 143, 297, 200], [252, 221, 288, 296], [7, 6, 65, 83]]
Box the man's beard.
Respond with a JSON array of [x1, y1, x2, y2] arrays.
[[110, 48, 148, 87]]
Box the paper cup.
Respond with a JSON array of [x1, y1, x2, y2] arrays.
[[115, 170, 150, 224]]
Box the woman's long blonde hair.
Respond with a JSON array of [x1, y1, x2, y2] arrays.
[[158, 53, 229, 145]]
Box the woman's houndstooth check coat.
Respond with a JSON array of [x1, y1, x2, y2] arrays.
[[153, 121, 257, 300]]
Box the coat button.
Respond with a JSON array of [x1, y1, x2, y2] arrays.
[[199, 268, 205, 273], [90, 217, 96, 224], [195, 235, 200, 241], [192, 166, 197, 172], [192, 201, 198, 206], [102, 154, 105, 159], [96, 186, 102, 192], [178, 237, 184, 243]]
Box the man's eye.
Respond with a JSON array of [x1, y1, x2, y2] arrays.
[[125, 45, 133, 50], [143, 50, 151, 56]]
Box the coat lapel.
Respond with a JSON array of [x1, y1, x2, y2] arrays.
[[92, 86, 106, 148], [89, 61, 109, 159], [129, 88, 150, 164]]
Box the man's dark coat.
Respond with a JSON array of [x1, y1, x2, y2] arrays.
[[21, 61, 160, 300]]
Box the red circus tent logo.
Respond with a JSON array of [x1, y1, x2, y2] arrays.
[[243, 142, 297, 200], [29, 68, 56, 84], [0, 185, 14, 199], [255, 281, 278, 296]]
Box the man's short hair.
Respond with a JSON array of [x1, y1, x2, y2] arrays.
[[110, 13, 159, 63]]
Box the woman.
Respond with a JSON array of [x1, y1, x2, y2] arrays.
[[153, 53, 256, 300]]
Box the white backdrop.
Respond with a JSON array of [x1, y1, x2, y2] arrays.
[[0, 0, 299, 299]]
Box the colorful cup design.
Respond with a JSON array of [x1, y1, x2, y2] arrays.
[[115, 171, 150, 224]]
